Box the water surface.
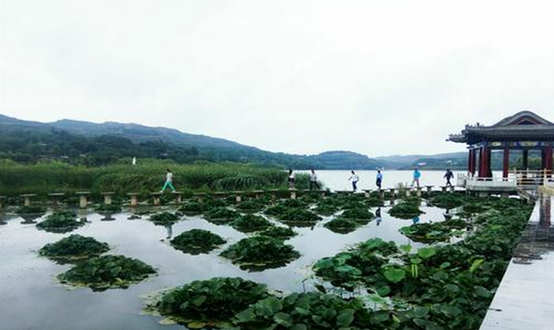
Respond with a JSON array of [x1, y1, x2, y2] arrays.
[[0, 202, 451, 330]]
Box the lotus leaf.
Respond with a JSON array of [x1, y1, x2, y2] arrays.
[[220, 236, 300, 270], [58, 255, 156, 290], [170, 229, 226, 254], [36, 211, 83, 233], [155, 277, 269, 328], [39, 234, 109, 261]]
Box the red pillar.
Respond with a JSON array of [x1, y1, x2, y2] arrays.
[[545, 145, 553, 177], [478, 147, 484, 177], [479, 146, 491, 178], [503, 147, 510, 178], [468, 149, 473, 174], [522, 149, 529, 169], [469, 149, 476, 175], [486, 147, 492, 177]]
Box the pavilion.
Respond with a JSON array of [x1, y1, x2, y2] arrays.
[[448, 110, 554, 192]]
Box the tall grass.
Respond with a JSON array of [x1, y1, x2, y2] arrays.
[[0, 159, 313, 197]]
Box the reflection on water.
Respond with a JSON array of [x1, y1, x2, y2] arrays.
[[0, 204, 449, 330]]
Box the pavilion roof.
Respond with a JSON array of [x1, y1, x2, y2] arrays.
[[448, 111, 554, 144]]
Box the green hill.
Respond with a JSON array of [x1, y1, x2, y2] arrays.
[[0, 114, 388, 169]]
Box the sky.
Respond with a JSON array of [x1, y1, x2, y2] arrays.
[[1, 0, 554, 157]]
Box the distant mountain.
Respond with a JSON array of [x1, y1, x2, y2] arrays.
[[0, 114, 479, 169], [0, 114, 388, 169], [375, 152, 467, 164], [303, 151, 394, 170]]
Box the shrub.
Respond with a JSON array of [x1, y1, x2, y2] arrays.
[[170, 229, 226, 254], [39, 234, 109, 261], [58, 255, 156, 290]]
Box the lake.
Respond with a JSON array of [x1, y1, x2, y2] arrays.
[[0, 199, 452, 330], [299, 170, 464, 191]]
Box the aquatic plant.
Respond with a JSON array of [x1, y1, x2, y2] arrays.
[[236, 200, 265, 212], [16, 205, 46, 215], [341, 208, 374, 220], [388, 200, 424, 219], [230, 214, 273, 232], [220, 236, 300, 270], [399, 219, 467, 243], [0, 160, 292, 196], [264, 204, 289, 217], [39, 234, 109, 261], [179, 202, 209, 215], [366, 196, 384, 208], [324, 217, 360, 234], [276, 209, 321, 225], [149, 212, 180, 226], [339, 200, 367, 210], [232, 292, 392, 329], [280, 199, 309, 208], [95, 203, 122, 213], [430, 192, 469, 209], [258, 226, 297, 239], [313, 238, 401, 290], [312, 198, 534, 329], [58, 255, 156, 290], [314, 204, 338, 216], [36, 211, 83, 233], [154, 277, 269, 328], [204, 207, 239, 223], [170, 229, 226, 254]]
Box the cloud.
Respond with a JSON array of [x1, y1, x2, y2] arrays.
[[1, 0, 554, 156]]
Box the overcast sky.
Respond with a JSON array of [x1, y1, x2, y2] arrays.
[[1, 0, 554, 157]]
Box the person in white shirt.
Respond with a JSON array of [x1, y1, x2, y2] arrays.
[[309, 169, 320, 190], [160, 168, 176, 192], [348, 170, 359, 192], [287, 169, 295, 189]]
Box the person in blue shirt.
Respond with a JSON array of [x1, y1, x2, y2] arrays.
[[411, 168, 421, 188], [376, 170, 383, 189]]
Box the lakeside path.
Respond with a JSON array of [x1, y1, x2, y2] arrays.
[[480, 195, 554, 330]]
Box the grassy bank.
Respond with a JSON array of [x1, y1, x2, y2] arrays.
[[0, 159, 313, 197]]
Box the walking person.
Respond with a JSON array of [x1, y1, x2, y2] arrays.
[[348, 170, 359, 192], [444, 169, 454, 187], [160, 168, 176, 192], [309, 169, 320, 190], [287, 169, 295, 189], [411, 168, 421, 188], [376, 170, 383, 190]]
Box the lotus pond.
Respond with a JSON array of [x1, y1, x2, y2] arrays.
[[0, 192, 532, 330]]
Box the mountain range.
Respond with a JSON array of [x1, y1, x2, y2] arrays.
[[0, 113, 467, 169]]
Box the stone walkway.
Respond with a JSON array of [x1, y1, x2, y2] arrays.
[[480, 195, 554, 330]]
